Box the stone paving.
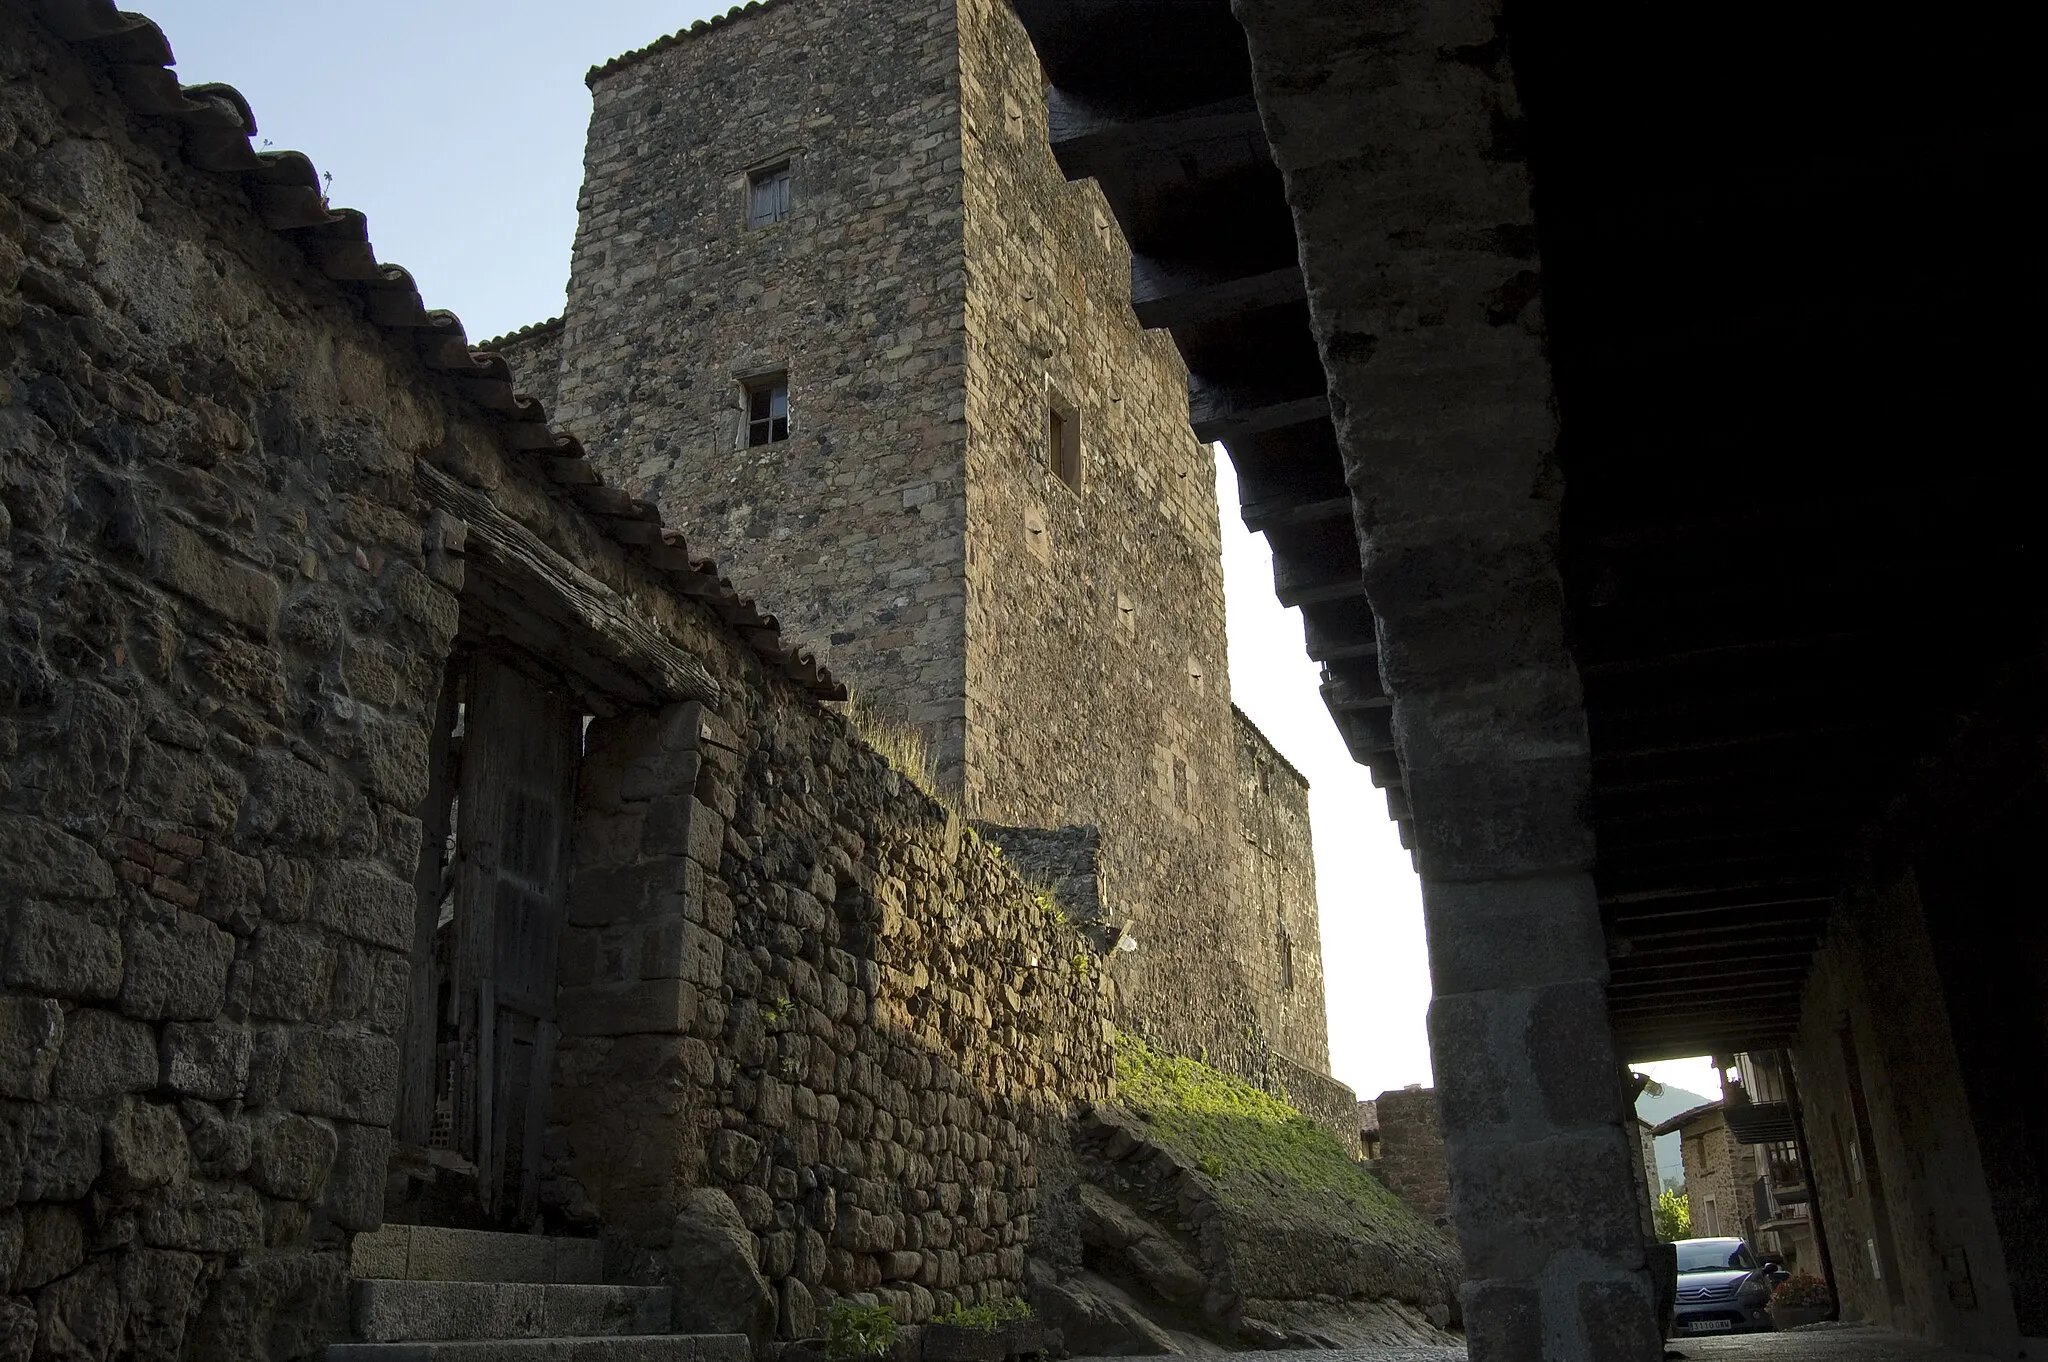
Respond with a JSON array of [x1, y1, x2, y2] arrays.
[[1672, 1322, 2002, 1359], [1073, 1322, 2006, 1362]]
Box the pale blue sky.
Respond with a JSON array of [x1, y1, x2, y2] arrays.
[[138, 0, 1452, 1097]]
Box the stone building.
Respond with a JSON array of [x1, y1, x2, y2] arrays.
[[0, 4, 1464, 1357], [1654, 1103, 1749, 1243], [495, 0, 1338, 1092], [1369, 1087, 1450, 1232], [0, 6, 1114, 1351]]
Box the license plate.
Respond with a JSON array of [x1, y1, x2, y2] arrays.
[[1683, 1320, 1733, 1333]]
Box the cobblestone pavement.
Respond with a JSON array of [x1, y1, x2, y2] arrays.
[[1073, 1322, 2003, 1362], [1671, 1322, 2002, 1359]]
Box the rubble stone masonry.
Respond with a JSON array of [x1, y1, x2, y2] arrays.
[[547, 0, 1317, 1080], [0, 7, 1113, 1353]]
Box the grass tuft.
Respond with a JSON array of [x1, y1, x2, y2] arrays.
[[1113, 1033, 1439, 1247]]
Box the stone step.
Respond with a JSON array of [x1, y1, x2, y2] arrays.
[[352, 1225, 605, 1285], [326, 1336, 750, 1362], [351, 1280, 671, 1343]]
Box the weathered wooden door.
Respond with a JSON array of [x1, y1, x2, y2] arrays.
[[451, 654, 580, 1221]]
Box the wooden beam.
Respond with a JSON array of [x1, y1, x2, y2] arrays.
[[1189, 384, 1327, 443], [417, 460, 719, 707], [1050, 90, 1268, 181], [1132, 256, 1304, 331]]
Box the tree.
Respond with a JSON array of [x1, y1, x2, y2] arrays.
[[1654, 1186, 1693, 1242]]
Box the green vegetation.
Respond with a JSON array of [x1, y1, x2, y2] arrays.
[[1653, 1186, 1693, 1242], [760, 996, 797, 1028], [930, 1298, 1033, 1330], [823, 1300, 898, 1359], [1111, 1035, 1440, 1249], [844, 690, 943, 802]]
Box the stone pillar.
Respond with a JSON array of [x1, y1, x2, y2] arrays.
[[1231, 0, 1659, 1354], [551, 701, 734, 1252]]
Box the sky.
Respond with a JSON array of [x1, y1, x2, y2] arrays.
[[125, 0, 1705, 1103]]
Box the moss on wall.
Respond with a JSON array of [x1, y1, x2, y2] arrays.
[[1111, 1035, 1437, 1255]]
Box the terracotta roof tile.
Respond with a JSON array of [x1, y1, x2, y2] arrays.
[[32, 0, 845, 703], [586, 1, 797, 86]]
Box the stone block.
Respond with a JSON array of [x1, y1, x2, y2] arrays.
[[119, 910, 234, 1021], [15, 1103, 99, 1202], [1442, 1129, 1644, 1279], [312, 861, 415, 953], [1577, 1274, 1661, 1361], [162, 1020, 252, 1100], [1425, 992, 1513, 1133], [12, 1202, 84, 1290], [153, 518, 281, 639], [708, 1129, 762, 1183], [0, 1208, 16, 1285], [2, 900, 122, 1001], [244, 925, 337, 1023], [1528, 978, 1623, 1129], [180, 1099, 252, 1178], [1420, 873, 1606, 996], [279, 1028, 400, 1124], [54, 1008, 157, 1102], [322, 1121, 390, 1232], [0, 814, 116, 900], [1460, 1278, 1543, 1362], [0, 997, 62, 1101], [141, 1178, 264, 1253], [558, 980, 696, 1037], [249, 1112, 338, 1201], [116, 1246, 209, 1360], [102, 1096, 188, 1193]]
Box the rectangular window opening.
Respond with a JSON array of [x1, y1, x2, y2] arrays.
[[745, 375, 789, 447], [1047, 396, 1081, 491], [748, 163, 791, 228]]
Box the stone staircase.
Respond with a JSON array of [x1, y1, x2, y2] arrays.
[[327, 1224, 752, 1361]]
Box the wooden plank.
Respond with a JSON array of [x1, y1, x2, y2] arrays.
[[475, 977, 496, 1213], [519, 1021, 559, 1224], [395, 661, 460, 1146], [416, 460, 718, 706]]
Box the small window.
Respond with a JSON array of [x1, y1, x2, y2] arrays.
[[1047, 396, 1081, 491], [748, 164, 791, 227], [1279, 927, 1295, 992], [745, 376, 788, 446]]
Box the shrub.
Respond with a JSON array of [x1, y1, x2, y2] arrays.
[[932, 1298, 1033, 1330], [824, 1301, 898, 1359], [1772, 1270, 1832, 1309], [1653, 1187, 1692, 1242]]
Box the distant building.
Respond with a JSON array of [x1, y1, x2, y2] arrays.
[[1653, 1055, 1819, 1274]]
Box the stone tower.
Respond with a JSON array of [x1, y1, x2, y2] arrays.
[[513, 0, 1336, 1082]]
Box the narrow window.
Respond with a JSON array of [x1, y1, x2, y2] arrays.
[[748, 163, 791, 227], [1279, 926, 1295, 992], [1047, 396, 1081, 491], [745, 375, 789, 446]]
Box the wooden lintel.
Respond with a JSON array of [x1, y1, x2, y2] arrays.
[[417, 460, 719, 707]]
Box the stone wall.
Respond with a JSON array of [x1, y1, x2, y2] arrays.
[[547, 0, 1331, 1083], [555, 0, 974, 782], [954, 0, 1267, 1073], [0, 8, 1117, 1354], [550, 690, 1116, 1332], [0, 9, 472, 1351], [1673, 1111, 1746, 1241], [1233, 708, 1329, 1074], [1373, 1088, 1451, 1231]]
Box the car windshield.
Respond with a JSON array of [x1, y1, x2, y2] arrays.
[[1676, 1241, 1757, 1273]]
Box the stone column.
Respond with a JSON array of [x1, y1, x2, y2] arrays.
[[1231, 0, 1658, 1355], [552, 701, 734, 1251]]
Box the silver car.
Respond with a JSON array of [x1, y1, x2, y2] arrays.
[[1671, 1237, 1776, 1336]]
